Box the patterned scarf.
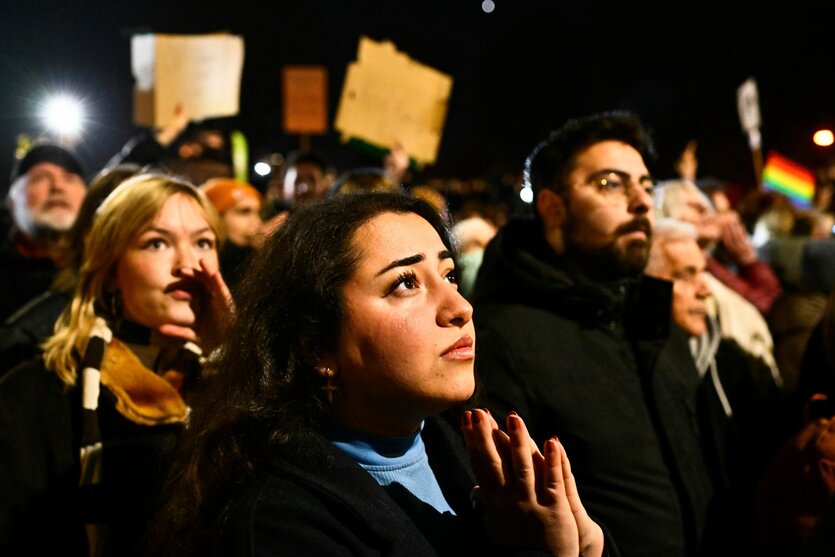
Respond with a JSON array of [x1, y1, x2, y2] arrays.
[[78, 316, 203, 554]]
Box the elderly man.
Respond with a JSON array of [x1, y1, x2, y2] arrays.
[[645, 218, 792, 553], [655, 179, 781, 315], [1, 142, 86, 322], [655, 179, 783, 388]]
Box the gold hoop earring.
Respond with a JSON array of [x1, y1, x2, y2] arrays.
[[319, 366, 337, 404]]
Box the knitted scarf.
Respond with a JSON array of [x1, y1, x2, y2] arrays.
[[78, 316, 203, 554]]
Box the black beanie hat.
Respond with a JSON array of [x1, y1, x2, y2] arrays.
[[10, 143, 86, 184]]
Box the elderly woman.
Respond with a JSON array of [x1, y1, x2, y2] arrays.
[[152, 192, 609, 556], [0, 174, 233, 556]]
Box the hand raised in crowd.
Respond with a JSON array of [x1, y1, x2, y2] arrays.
[[159, 257, 235, 352], [717, 210, 758, 265], [155, 102, 191, 147], [383, 140, 410, 184], [461, 408, 604, 557]]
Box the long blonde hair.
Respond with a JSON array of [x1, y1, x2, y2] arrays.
[[43, 173, 224, 386]]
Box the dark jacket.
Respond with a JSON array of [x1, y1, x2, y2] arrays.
[[0, 355, 184, 556], [0, 289, 71, 378], [471, 218, 718, 557], [223, 415, 618, 556], [0, 225, 57, 323]]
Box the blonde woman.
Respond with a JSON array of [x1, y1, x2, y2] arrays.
[[0, 173, 233, 556]]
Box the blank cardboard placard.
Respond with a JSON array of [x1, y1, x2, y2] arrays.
[[132, 33, 245, 127], [283, 66, 328, 134], [334, 37, 453, 165]]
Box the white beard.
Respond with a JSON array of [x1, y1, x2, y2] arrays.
[[7, 175, 76, 238], [31, 207, 76, 234]]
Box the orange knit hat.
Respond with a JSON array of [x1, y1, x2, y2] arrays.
[[200, 178, 263, 214]]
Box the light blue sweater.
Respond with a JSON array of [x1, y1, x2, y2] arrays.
[[329, 422, 455, 515]]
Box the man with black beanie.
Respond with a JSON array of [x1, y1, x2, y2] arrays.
[[1, 141, 86, 322]]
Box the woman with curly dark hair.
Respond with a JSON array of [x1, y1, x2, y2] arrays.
[[154, 192, 608, 557]]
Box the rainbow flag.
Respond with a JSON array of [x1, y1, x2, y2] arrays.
[[762, 151, 815, 209]]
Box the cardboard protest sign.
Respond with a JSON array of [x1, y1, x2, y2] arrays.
[[335, 36, 453, 165], [132, 33, 244, 127], [283, 66, 328, 134]]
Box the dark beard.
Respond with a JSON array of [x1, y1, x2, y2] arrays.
[[565, 216, 652, 282]]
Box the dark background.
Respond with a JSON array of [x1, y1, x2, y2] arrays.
[[1, 1, 833, 197]]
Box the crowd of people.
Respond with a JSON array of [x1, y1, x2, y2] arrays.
[[0, 109, 834, 557]]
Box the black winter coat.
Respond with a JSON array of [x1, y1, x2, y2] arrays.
[[0, 356, 184, 556], [471, 218, 719, 557], [222, 415, 619, 557]]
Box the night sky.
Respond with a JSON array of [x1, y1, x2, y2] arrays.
[[1, 1, 833, 196]]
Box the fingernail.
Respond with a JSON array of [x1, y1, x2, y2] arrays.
[[546, 438, 557, 455], [508, 414, 518, 431], [462, 411, 472, 427]]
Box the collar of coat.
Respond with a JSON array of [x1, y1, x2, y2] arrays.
[[474, 217, 672, 340], [99, 337, 190, 425]]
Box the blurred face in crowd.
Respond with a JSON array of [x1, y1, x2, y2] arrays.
[[222, 197, 263, 247], [562, 140, 655, 279], [7, 162, 85, 237], [452, 217, 497, 254], [287, 161, 327, 206], [328, 211, 475, 436], [116, 193, 219, 330], [646, 235, 711, 337]]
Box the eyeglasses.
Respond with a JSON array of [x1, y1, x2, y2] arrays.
[[576, 170, 655, 204]]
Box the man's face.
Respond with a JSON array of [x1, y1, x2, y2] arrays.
[[648, 237, 711, 337], [562, 140, 654, 280], [7, 161, 85, 237], [287, 161, 327, 206]]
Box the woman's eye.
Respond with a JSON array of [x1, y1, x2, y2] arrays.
[[196, 238, 215, 250], [388, 271, 419, 295], [397, 274, 418, 290], [444, 269, 458, 285], [143, 238, 166, 250]]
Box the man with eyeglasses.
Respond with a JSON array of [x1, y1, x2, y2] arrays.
[[471, 112, 733, 557]]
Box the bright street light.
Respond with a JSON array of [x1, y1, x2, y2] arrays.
[[40, 94, 84, 137], [254, 161, 272, 176], [813, 129, 834, 147]]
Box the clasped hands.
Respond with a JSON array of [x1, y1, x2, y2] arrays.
[[462, 409, 603, 557]]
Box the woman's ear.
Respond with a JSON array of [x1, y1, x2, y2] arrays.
[[300, 336, 336, 373], [536, 189, 566, 230]]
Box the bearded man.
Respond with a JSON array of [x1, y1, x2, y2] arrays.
[[1, 142, 86, 321], [472, 112, 728, 557]]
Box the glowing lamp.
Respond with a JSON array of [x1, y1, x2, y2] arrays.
[[813, 129, 834, 147]]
